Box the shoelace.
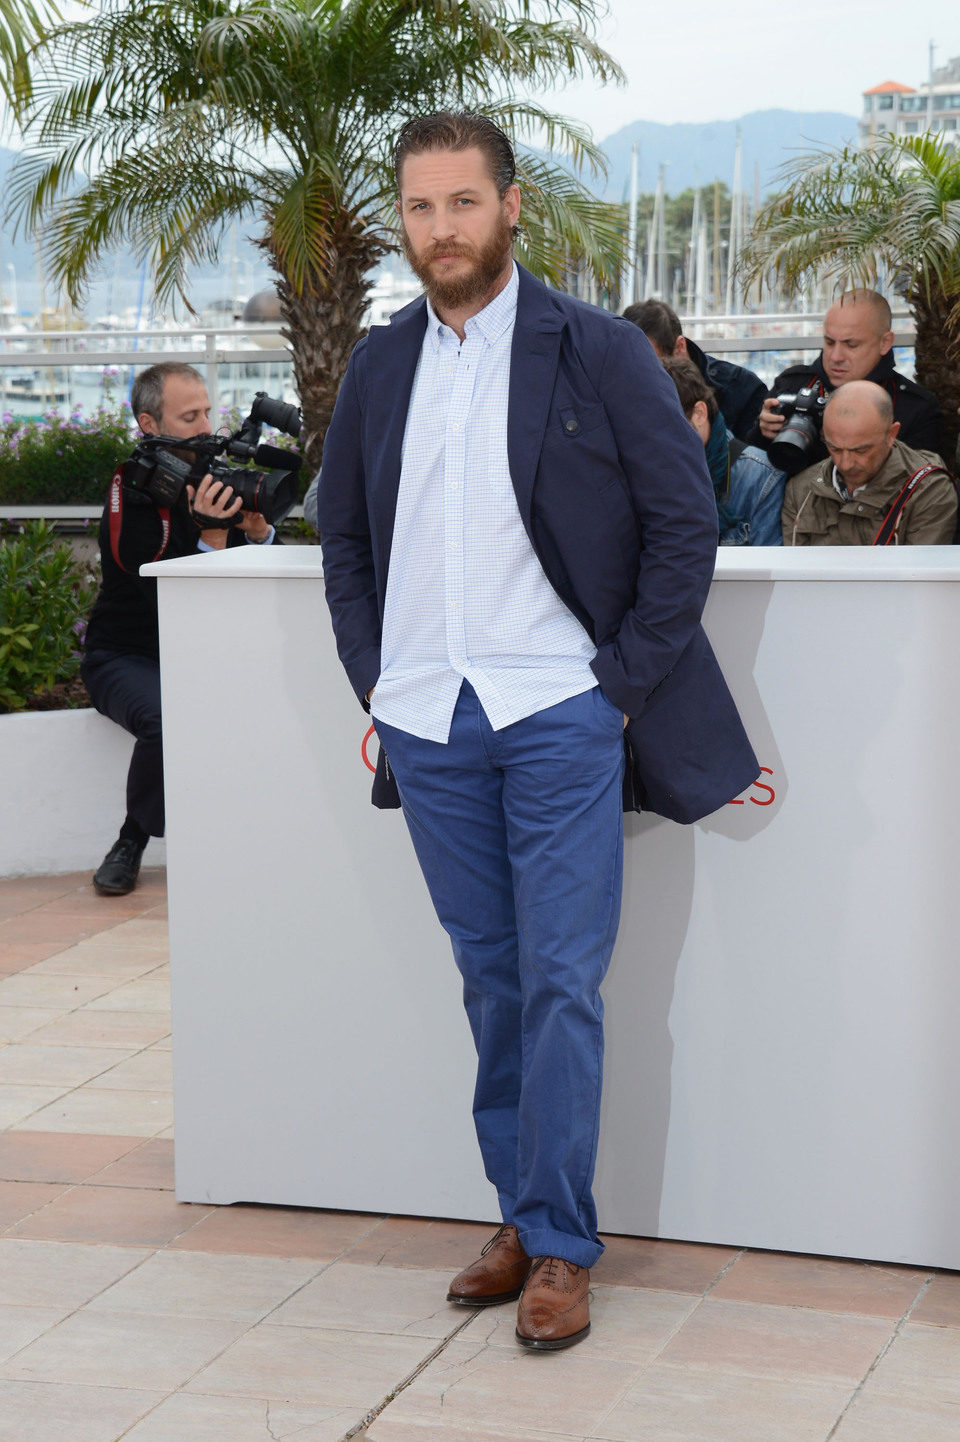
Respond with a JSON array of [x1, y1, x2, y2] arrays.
[[529, 1255, 571, 1286], [480, 1223, 514, 1257]]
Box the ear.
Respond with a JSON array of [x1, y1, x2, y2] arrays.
[[394, 197, 401, 217], [673, 335, 689, 358], [689, 399, 711, 443], [879, 329, 895, 357], [503, 183, 521, 228], [889, 419, 901, 444], [138, 412, 159, 436]]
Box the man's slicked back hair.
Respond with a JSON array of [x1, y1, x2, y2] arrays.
[[394, 111, 516, 195], [132, 362, 206, 427]]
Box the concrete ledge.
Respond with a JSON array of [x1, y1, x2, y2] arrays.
[[0, 708, 166, 877]]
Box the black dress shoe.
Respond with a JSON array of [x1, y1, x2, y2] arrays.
[[93, 837, 146, 896]]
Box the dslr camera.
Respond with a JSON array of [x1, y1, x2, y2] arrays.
[[768, 385, 827, 468], [125, 392, 303, 526]]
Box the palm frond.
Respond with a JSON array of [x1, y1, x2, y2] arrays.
[[514, 152, 624, 289], [740, 133, 960, 305], [7, 0, 629, 453]]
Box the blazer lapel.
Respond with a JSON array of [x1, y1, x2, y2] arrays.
[[507, 266, 566, 529], [365, 269, 564, 558], [364, 295, 428, 580]]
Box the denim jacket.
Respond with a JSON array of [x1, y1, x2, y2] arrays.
[[719, 435, 786, 547]]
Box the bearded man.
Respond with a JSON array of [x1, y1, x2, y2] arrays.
[[317, 112, 757, 1350]]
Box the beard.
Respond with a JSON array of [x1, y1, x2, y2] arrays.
[[402, 211, 514, 312]]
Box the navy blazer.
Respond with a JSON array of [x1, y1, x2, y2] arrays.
[[318, 265, 758, 823]]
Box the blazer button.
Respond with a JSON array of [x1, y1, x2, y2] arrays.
[[565, 418, 579, 434]]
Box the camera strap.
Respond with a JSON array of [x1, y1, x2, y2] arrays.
[[872, 464, 940, 545], [108, 468, 171, 572], [189, 505, 237, 530]]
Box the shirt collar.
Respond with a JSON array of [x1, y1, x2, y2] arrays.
[[425, 262, 519, 349], [831, 465, 866, 500], [830, 466, 849, 500]]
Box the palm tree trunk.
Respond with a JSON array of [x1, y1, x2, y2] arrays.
[[262, 215, 389, 477], [911, 286, 960, 472]]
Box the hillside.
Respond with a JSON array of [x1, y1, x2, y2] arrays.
[[0, 106, 860, 316], [595, 108, 858, 200]]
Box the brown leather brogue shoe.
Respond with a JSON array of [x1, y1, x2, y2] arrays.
[[515, 1256, 590, 1350], [446, 1223, 532, 1307]]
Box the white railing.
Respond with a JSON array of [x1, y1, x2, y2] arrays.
[[0, 321, 293, 420], [680, 310, 916, 363], [0, 307, 918, 386], [0, 306, 921, 460]]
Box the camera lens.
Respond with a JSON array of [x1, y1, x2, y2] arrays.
[[251, 393, 301, 438], [229, 467, 298, 525], [769, 413, 820, 469]]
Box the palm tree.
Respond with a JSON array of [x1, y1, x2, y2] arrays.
[[7, 0, 626, 470], [739, 133, 960, 466], [0, 0, 55, 105]]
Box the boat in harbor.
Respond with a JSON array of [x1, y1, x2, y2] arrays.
[[1, 368, 69, 410]]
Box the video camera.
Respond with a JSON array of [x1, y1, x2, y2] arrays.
[[768, 385, 828, 468], [125, 392, 303, 526]]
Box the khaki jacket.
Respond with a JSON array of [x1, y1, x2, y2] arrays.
[[782, 442, 957, 545]]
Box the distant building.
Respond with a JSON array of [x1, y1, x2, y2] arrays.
[[860, 58, 960, 147]]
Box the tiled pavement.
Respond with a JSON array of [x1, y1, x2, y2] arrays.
[[0, 874, 959, 1441]]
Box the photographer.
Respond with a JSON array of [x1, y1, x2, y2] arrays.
[[624, 298, 766, 442], [782, 381, 955, 546], [662, 356, 785, 545], [81, 362, 281, 896], [750, 290, 941, 476]]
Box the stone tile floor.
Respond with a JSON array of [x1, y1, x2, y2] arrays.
[[0, 870, 958, 1441]]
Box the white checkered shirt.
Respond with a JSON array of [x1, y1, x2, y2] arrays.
[[371, 264, 597, 744]]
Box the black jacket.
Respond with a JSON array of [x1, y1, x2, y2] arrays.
[[84, 465, 278, 660], [685, 338, 766, 442], [746, 351, 942, 476]]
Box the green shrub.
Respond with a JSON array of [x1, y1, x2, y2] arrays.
[[0, 403, 132, 505], [0, 521, 98, 712]]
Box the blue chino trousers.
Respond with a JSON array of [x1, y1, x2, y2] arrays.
[[374, 681, 625, 1267]]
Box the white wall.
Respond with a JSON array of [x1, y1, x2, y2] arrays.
[[147, 546, 960, 1268], [1, 709, 166, 877]]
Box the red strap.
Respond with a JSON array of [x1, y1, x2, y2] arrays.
[[108, 468, 171, 572], [871, 464, 940, 546]]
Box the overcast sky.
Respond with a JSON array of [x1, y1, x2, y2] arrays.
[[554, 1, 958, 137], [2, 2, 957, 146]]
